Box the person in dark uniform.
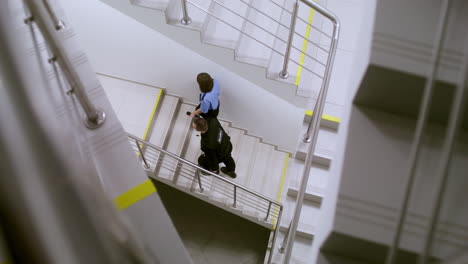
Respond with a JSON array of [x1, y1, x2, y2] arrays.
[[190, 72, 220, 119], [192, 117, 236, 178]]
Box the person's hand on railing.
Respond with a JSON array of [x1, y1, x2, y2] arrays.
[[186, 111, 203, 119]]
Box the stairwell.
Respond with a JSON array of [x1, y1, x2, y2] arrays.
[[59, 0, 368, 262], [99, 72, 341, 263], [99, 0, 349, 120]]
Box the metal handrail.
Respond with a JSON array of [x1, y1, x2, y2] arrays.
[[180, 0, 328, 80], [23, 0, 106, 129], [209, 0, 329, 67], [239, 0, 333, 51], [127, 133, 283, 263], [128, 134, 282, 207], [282, 1, 339, 263], [135, 148, 279, 213], [179, 1, 339, 262], [251, 0, 334, 39], [385, 1, 452, 263]]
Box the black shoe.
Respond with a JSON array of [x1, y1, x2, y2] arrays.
[[221, 167, 237, 178]]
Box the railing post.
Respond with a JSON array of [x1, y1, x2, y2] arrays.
[[267, 205, 283, 264], [303, 95, 320, 142], [279, 1, 299, 79], [278, 221, 291, 253], [265, 202, 272, 221], [23, 0, 106, 129], [283, 1, 340, 263], [196, 169, 204, 193], [42, 0, 65, 30], [135, 140, 150, 169], [232, 186, 237, 208], [180, 0, 192, 25]]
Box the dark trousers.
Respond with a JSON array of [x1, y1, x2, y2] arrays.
[[198, 153, 236, 172]]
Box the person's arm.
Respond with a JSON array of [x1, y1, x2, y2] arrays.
[[190, 108, 202, 118]]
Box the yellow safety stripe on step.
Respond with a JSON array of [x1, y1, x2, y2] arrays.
[[272, 153, 290, 230], [294, 2, 317, 86], [114, 179, 156, 210], [305, 110, 341, 123], [142, 89, 163, 141]]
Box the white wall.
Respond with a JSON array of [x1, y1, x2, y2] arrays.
[[312, 0, 378, 262], [59, 0, 303, 152], [332, 107, 468, 260], [371, 0, 468, 84]]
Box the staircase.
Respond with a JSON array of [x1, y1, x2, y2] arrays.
[[99, 72, 340, 263], [100, 0, 337, 106]]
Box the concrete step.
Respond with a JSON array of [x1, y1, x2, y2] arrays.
[[295, 125, 336, 163], [200, 0, 248, 50], [233, 133, 260, 187], [287, 158, 328, 202], [148, 94, 179, 148], [157, 103, 193, 182], [241, 142, 274, 218], [262, 149, 289, 201], [280, 196, 321, 239], [177, 127, 201, 190], [130, 0, 169, 12], [235, 0, 285, 68]]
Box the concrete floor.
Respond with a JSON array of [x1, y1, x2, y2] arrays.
[[154, 180, 271, 264]]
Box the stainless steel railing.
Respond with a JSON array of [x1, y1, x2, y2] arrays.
[[280, 1, 339, 263], [179, 1, 338, 263], [23, 0, 106, 129], [181, 0, 333, 85], [127, 133, 283, 264]]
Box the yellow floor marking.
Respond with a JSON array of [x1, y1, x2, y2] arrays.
[[305, 110, 341, 123], [114, 179, 156, 210], [295, 2, 317, 86], [142, 89, 163, 141], [272, 153, 290, 230]]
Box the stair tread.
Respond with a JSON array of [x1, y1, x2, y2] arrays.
[[287, 158, 329, 201], [295, 124, 337, 161], [248, 143, 274, 193], [280, 196, 321, 238], [240, 143, 274, 218], [148, 95, 179, 147], [131, 0, 169, 11], [177, 128, 201, 189], [232, 134, 259, 187], [235, 1, 282, 64], [200, 0, 247, 48], [262, 150, 288, 200], [157, 103, 193, 181]]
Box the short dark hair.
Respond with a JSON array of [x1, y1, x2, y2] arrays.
[[192, 117, 208, 132], [197, 72, 213, 93]]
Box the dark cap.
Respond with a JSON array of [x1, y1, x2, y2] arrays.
[[197, 72, 214, 93]]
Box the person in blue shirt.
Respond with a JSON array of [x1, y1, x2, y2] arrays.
[[190, 72, 220, 119]]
